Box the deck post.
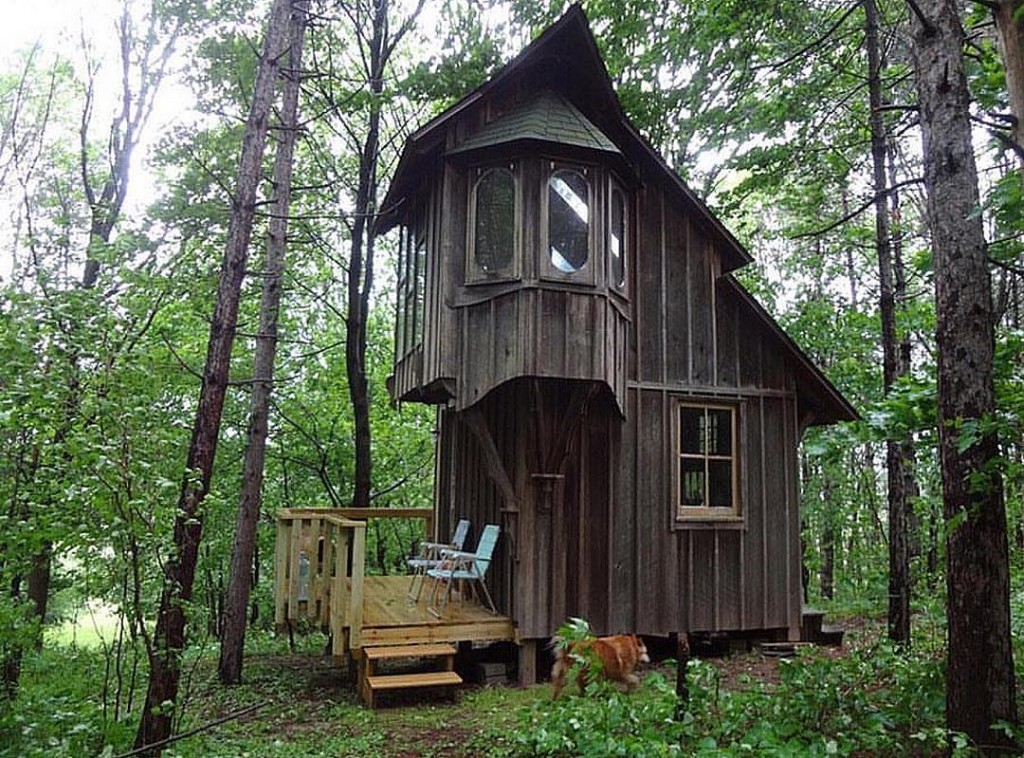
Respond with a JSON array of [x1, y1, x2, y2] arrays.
[[321, 520, 335, 628], [287, 517, 303, 620], [518, 639, 537, 686], [349, 524, 366, 649], [308, 517, 322, 622], [331, 524, 350, 659], [273, 516, 290, 626]]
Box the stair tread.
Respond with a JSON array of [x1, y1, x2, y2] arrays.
[[366, 671, 463, 690], [363, 643, 457, 660]]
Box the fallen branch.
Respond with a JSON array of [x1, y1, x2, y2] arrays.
[[113, 700, 269, 758]]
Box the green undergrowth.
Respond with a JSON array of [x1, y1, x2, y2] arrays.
[[515, 643, 961, 757], [0, 629, 1014, 757]]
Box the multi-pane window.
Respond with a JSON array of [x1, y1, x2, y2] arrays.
[[547, 168, 590, 274], [471, 167, 516, 279], [677, 404, 737, 516], [395, 218, 426, 359], [609, 182, 627, 290]]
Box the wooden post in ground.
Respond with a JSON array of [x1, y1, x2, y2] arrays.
[[518, 639, 537, 686], [674, 633, 690, 721]]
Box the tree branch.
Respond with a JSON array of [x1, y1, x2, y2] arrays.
[[790, 178, 924, 239]]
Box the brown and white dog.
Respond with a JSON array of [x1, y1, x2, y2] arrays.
[[550, 633, 650, 700]]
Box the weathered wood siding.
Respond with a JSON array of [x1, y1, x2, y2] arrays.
[[613, 177, 803, 639], [392, 153, 630, 413], [435, 381, 619, 640]]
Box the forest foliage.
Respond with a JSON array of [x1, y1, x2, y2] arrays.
[[0, 0, 1022, 755]]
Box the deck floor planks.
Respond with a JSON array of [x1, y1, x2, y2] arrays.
[[359, 576, 515, 647]]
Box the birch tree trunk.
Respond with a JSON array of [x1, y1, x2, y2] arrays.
[[218, 0, 308, 687], [133, 0, 293, 751], [907, 0, 1017, 750]]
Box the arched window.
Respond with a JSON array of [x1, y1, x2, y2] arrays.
[[547, 169, 590, 274], [470, 167, 516, 280], [609, 183, 627, 290]]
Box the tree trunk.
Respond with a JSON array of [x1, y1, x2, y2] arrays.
[[820, 471, 835, 601], [133, 0, 293, 752], [345, 0, 388, 510], [219, 0, 308, 687], [908, 0, 1017, 750], [866, 0, 911, 646], [994, 0, 1024, 163]]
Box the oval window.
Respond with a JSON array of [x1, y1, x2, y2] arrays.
[[609, 185, 626, 289], [548, 169, 589, 274], [473, 168, 515, 276]]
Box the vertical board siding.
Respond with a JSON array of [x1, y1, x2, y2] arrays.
[[638, 186, 663, 383], [635, 390, 675, 635], [688, 223, 714, 385], [717, 531, 742, 629], [690, 532, 715, 631], [715, 289, 739, 387], [763, 396, 790, 629], [786, 396, 802, 638], [664, 200, 689, 383], [610, 387, 639, 632], [743, 399, 766, 629]]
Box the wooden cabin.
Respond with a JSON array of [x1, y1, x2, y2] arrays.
[[379, 5, 857, 683]]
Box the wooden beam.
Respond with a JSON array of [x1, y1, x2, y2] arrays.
[[544, 382, 599, 473], [278, 507, 432, 522], [463, 408, 520, 508]]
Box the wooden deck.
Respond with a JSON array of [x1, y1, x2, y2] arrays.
[[274, 509, 516, 659], [361, 576, 515, 647]]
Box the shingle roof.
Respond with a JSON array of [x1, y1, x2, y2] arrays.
[[448, 90, 621, 157]]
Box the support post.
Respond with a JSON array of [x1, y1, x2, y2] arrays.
[[518, 639, 538, 686], [674, 633, 690, 721]]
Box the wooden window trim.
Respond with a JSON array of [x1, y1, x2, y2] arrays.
[[540, 162, 597, 285], [608, 175, 629, 296], [396, 207, 427, 360], [672, 400, 742, 523], [466, 164, 521, 285]]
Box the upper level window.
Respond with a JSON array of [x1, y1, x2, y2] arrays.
[[395, 214, 426, 359], [609, 182, 627, 291], [469, 166, 517, 282], [676, 403, 739, 519], [547, 168, 590, 276]]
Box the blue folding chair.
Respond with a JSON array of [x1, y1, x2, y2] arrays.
[[406, 518, 470, 602], [427, 524, 500, 617]]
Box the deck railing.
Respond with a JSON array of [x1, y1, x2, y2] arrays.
[[273, 507, 433, 658]]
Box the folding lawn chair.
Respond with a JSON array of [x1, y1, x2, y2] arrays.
[[427, 524, 500, 617], [406, 518, 470, 602]]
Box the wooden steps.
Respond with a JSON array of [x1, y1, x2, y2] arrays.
[[360, 643, 462, 708], [759, 641, 814, 658], [801, 607, 845, 646], [366, 671, 463, 692]]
